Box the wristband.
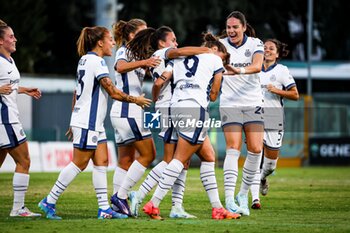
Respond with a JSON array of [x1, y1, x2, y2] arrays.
[[240, 67, 246, 74]]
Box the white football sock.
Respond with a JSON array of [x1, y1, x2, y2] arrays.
[[12, 173, 29, 210], [93, 165, 109, 210], [112, 166, 127, 194], [239, 151, 262, 195], [139, 161, 168, 201], [117, 160, 146, 199], [172, 169, 187, 207], [261, 157, 278, 180], [200, 162, 222, 208], [250, 170, 261, 201], [47, 162, 81, 204], [151, 159, 183, 208], [223, 149, 240, 199]]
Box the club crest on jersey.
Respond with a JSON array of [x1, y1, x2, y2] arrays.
[[143, 110, 161, 129], [270, 74, 277, 82], [20, 129, 25, 136], [244, 49, 251, 57]]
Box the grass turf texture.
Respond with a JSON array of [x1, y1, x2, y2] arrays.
[[0, 167, 349, 233]]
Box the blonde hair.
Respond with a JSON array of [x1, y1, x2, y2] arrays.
[[112, 18, 146, 47]]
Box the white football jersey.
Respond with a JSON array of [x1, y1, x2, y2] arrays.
[[0, 55, 21, 124], [70, 52, 109, 132], [110, 46, 145, 118], [260, 63, 296, 130], [260, 63, 296, 108], [220, 35, 264, 107], [150, 47, 174, 108], [170, 53, 224, 109]]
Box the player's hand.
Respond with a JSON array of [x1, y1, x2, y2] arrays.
[[144, 56, 162, 68], [224, 64, 240, 75], [135, 93, 152, 109], [65, 127, 73, 141], [267, 84, 276, 93], [25, 88, 42, 99], [0, 84, 13, 95]]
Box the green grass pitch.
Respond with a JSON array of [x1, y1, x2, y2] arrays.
[[0, 167, 349, 233]]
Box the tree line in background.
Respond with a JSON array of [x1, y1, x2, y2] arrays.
[[0, 0, 349, 74]]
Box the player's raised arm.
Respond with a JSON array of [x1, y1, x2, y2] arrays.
[[167, 46, 212, 59]]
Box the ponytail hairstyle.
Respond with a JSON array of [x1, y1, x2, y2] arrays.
[[202, 32, 230, 65], [76, 26, 109, 57], [112, 18, 146, 47], [245, 23, 256, 37], [265, 38, 289, 60], [0, 19, 9, 39], [150, 26, 174, 51], [127, 26, 174, 61]]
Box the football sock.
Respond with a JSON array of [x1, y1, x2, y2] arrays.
[[223, 149, 240, 198], [113, 166, 127, 194], [47, 162, 81, 204], [151, 159, 183, 208], [139, 161, 168, 201], [117, 160, 146, 199], [12, 173, 29, 210], [250, 170, 261, 201], [239, 151, 262, 195], [200, 162, 222, 208], [93, 165, 109, 210], [261, 157, 278, 180], [172, 169, 187, 207]]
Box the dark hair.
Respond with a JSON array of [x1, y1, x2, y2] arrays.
[[245, 23, 256, 37], [0, 19, 9, 39], [112, 18, 146, 47], [222, 11, 256, 38], [227, 11, 247, 27], [265, 38, 289, 60], [202, 32, 230, 65], [127, 26, 174, 61], [76, 26, 110, 56]]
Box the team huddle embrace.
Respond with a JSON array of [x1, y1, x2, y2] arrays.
[[0, 10, 298, 220]]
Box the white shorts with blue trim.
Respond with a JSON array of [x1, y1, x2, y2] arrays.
[[0, 123, 27, 149], [170, 100, 208, 145], [220, 106, 264, 128], [157, 106, 178, 144], [263, 129, 284, 150], [72, 127, 107, 150], [110, 116, 152, 146]]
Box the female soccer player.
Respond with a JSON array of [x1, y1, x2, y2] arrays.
[[0, 19, 42, 218], [219, 11, 264, 216], [142, 33, 240, 220], [126, 26, 211, 218], [109, 19, 161, 216], [38, 26, 151, 220], [250, 39, 299, 209]]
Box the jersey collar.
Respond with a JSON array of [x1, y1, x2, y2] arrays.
[[0, 53, 13, 63], [262, 63, 278, 72], [87, 51, 98, 56], [227, 34, 248, 49]]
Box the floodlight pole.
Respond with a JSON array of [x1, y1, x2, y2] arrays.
[[95, 0, 117, 79], [307, 0, 313, 96], [304, 0, 314, 165]]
